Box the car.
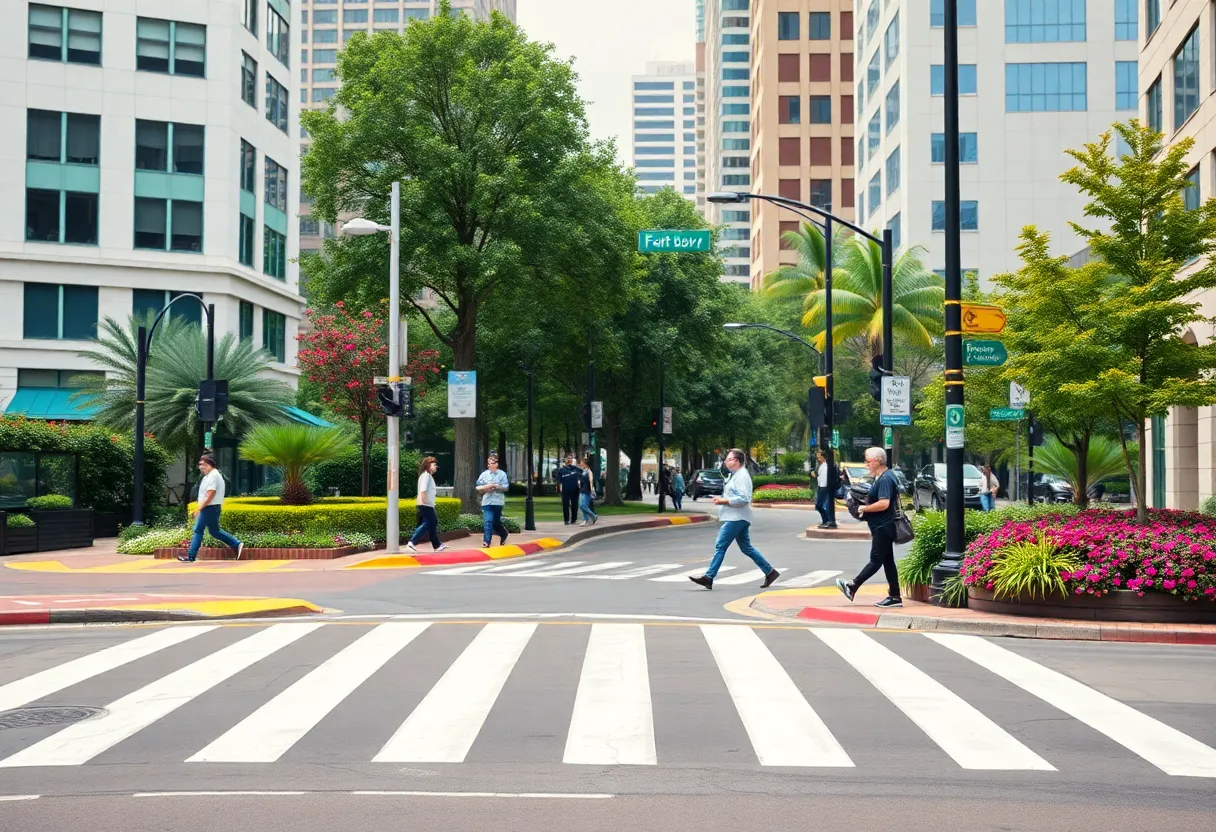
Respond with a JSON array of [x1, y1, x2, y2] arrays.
[[912, 463, 985, 511], [1033, 474, 1075, 503], [837, 464, 910, 496], [687, 468, 725, 500]]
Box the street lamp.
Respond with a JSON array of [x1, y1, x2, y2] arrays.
[[341, 181, 403, 554], [520, 358, 538, 532]]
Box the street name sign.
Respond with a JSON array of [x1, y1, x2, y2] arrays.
[[447, 371, 476, 418], [637, 229, 712, 253], [945, 404, 965, 449], [961, 304, 1007, 334], [590, 401, 603, 429], [963, 340, 1008, 367], [832, 429, 840, 449], [990, 407, 1025, 421], [880, 375, 913, 425], [883, 426, 893, 448], [1010, 382, 1030, 409]]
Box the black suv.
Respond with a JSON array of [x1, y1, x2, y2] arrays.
[[687, 469, 725, 500]]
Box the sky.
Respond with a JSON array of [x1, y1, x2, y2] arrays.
[[516, 1, 696, 161]]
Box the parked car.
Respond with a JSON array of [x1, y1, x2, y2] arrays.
[[912, 463, 985, 511], [687, 469, 725, 500], [1034, 474, 1075, 503], [838, 464, 911, 497]]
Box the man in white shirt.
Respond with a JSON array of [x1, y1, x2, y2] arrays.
[[178, 454, 244, 562], [690, 449, 780, 590], [814, 450, 837, 529]]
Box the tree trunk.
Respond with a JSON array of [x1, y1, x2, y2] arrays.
[[1137, 419, 1149, 523], [1072, 431, 1091, 508], [497, 429, 507, 480], [1117, 417, 1147, 523], [359, 417, 371, 497], [691, 439, 699, 475], [603, 411, 624, 506], [452, 307, 479, 513], [626, 435, 644, 500]]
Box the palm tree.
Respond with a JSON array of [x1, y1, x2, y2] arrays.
[[1020, 435, 1128, 507], [239, 424, 353, 505], [762, 221, 848, 302]]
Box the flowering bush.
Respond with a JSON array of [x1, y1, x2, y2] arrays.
[[962, 509, 1216, 603]]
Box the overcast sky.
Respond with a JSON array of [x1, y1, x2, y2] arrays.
[[516, 1, 695, 161]]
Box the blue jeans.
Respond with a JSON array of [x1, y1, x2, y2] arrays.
[[672, 490, 683, 511], [579, 492, 597, 521], [481, 504, 508, 546], [187, 505, 241, 559], [980, 493, 995, 512], [815, 487, 834, 524], [410, 504, 441, 548], [705, 520, 773, 579]]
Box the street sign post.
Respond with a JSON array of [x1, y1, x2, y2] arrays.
[[447, 371, 477, 418], [962, 340, 1008, 366], [637, 230, 712, 253], [989, 407, 1025, 421], [590, 401, 603, 429], [880, 375, 912, 425], [1010, 382, 1030, 409], [662, 406, 673, 435], [945, 404, 965, 449], [883, 426, 893, 448], [961, 304, 1007, 334]]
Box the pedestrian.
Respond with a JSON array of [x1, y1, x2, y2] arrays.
[[835, 447, 903, 608], [981, 463, 1000, 512], [475, 453, 510, 548], [690, 449, 780, 590], [407, 456, 449, 554], [577, 455, 599, 526], [178, 453, 244, 563], [814, 450, 838, 529], [556, 454, 582, 525], [671, 467, 685, 511]]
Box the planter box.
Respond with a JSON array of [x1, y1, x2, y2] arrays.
[[967, 586, 1216, 624], [154, 545, 366, 561], [94, 512, 124, 539], [1, 524, 38, 556], [31, 509, 94, 552], [905, 583, 934, 603]]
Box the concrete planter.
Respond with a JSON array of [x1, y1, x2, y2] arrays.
[[967, 586, 1216, 624]]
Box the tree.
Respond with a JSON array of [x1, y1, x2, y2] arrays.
[[239, 425, 354, 505], [762, 221, 848, 299], [300, 4, 634, 510], [1016, 435, 1127, 502]]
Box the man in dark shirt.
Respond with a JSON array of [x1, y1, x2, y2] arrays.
[[556, 455, 582, 525], [836, 447, 903, 608]]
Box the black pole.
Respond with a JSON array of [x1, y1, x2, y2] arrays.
[[823, 216, 837, 484], [200, 304, 215, 454], [588, 347, 599, 485], [882, 228, 895, 470], [1027, 415, 1035, 507], [525, 370, 536, 531], [657, 361, 666, 514], [132, 326, 148, 527], [931, 0, 965, 603]]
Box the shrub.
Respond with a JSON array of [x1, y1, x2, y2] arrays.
[[117, 526, 379, 554], [984, 538, 1080, 600], [186, 496, 461, 541], [1202, 494, 1216, 517], [753, 488, 814, 503], [305, 445, 421, 498], [253, 481, 284, 498], [6, 513, 35, 528], [780, 452, 807, 475], [239, 424, 354, 505], [26, 494, 73, 510], [117, 527, 193, 555], [753, 475, 812, 488], [451, 513, 523, 534]]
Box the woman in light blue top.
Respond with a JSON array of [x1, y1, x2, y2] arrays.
[[475, 454, 511, 548], [689, 449, 778, 590]]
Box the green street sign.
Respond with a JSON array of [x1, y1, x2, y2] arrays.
[[963, 339, 1008, 367], [883, 426, 893, 448], [637, 229, 712, 253], [989, 407, 1025, 421], [945, 404, 964, 450], [832, 429, 840, 449]]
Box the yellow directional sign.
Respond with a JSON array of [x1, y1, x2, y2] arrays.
[[961, 304, 1007, 334]]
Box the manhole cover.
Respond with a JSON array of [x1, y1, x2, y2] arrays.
[[0, 706, 106, 729]]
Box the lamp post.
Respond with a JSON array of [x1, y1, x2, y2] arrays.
[[341, 181, 403, 553], [520, 358, 537, 532]]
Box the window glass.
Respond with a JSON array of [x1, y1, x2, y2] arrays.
[[266, 75, 289, 132], [66, 7, 102, 64], [867, 51, 880, 98], [26, 189, 61, 243], [171, 201, 203, 252], [262, 310, 286, 360], [885, 82, 900, 134], [173, 124, 204, 175], [63, 192, 98, 245], [134, 198, 168, 249], [886, 147, 900, 195], [26, 110, 61, 161], [810, 96, 831, 124], [1005, 63, 1087, 112], [240, 140, 257, 192], [1115, 61, 1137, 111], [135, 121, 169, 170], [1174, 28, 1200, 128], [931, 64, 977, 95], [1005, 0, 1086, 43], [28, 4, 65, 61], [61, 285, 98, 339], [777, 11, 799, 40], [884, 13, 899, 69], [809, 12, 830, 40], [932, 200, 979, 231], [868, 172, 881, 214], [1184, 167, 1201, 211], [931, 133, 979, 163], [243, 0, 258, 34], [867, 112, 880, 159], [240, 301, 255, 341], [930, 0, 976, 27], [242, 52, 258, 108], [23, 284, 59, 338], [174, 22, 206, 76], [135, 18, 170, 73], [1114, 0, 1137, 40], [239, 215, 255, 267]]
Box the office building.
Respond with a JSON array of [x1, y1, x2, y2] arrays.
[[631, 61, 699, 200], [695, 0, 708, 213], [1, 0, 304, 422]]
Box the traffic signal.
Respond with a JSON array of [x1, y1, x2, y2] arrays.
[[650, 408, 660, 431], [1029, 416, 1044, 447], [870, 354, 884, 402], [834, 399, 853, 424], [581, 403, 592, 431], [377, 384, 399, 416], [808, 386, 826, 430], [400, 383, 415, 418], [196, 379, 229, 423]]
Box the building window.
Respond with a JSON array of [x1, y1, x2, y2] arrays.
[[25, 188, 99, 245], [931, 65, 977, 95], [884, 13, 899, 69], [135, 121, 205, 175], [885, 82, 900, 134], [266, 4, 290, 66], [810, 53, 831, 82], [1114, 0, 1137, 40], [240, 140, 257, 192], [888, 213, 901, 250], [635, 107, 675, 117], [264, 157, 288, 212], [809, 96, 831, 124], [635, 94, 675, 104], [867, 112, 880, 159], [1184, 166, 1201, 211], [344, 8, 368, 23], [932, 200, 979, 231], [722, 174, 751, 187], [1005, 0, 1086, 43], [867, 52, 880, 98], [1174, 27, 1200, 129], [931, 0, 976, 27], [779, 95, 801, 124], [858, 137, 865, 172], [264, 228, 287, 280], [313, 49, 337, 64], [23, 284, 98, 340], [723, 67, 750, 80], [1006, 63, 1087, 112], [314, 28, 338, 42], [722, 210, 750, 223], [239, 214, 255, 267], [1146, 76, 1162, 133], [886, 147, 900, 195], [266, 74, 289, 133], [27, 110, 100, 165], [240, 301, 255, 341], [634, 81, 674, 90], [1113, 61, 1137, 112], [133, 289, 202, 327], [721, 86, 748, 98], [374, 8, 399, 23], [932, 133, 979, 163], [722, 139, 750, 151], [262, 310, 286, 361], [721, 103, 749, 116], [136, 18, 206, 77], [868, 173, 881, 214], [243, 0, 258, 35], [28, 4, 101, 65], [241, 52, 258, 109], [722, 34, 749, 45], [809, 12, 830, 40], [866, 0, 879, 43], [722, 52, 749, 63], [809, 180, 832, 211], [1146, 0, 1159, 35], [133, 197, 203, 252]]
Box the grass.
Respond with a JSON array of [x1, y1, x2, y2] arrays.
[[517, 495, 691, 524]]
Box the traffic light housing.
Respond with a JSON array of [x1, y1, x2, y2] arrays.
[[650, 408, 660, 431], [834, 399, 853, 424], [870, 354, 884, 402], [196, 379, 229, 423], [581, 403, 592, 431], [1029, 416, 1044, 447], [377, 384, 399, 416], [377, 382, 414, 417], [808, 386, 825, 430]]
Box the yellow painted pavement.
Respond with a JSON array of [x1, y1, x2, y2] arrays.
[[6, 559, 300, 574]]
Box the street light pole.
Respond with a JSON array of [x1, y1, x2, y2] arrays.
[[132, 326, 148, 526], [657, 360, 666, 514], [823, 215, 837, 484], [386, 181, 402, 554], [524, 366, 536, 531], [882, 228, 895, 469]]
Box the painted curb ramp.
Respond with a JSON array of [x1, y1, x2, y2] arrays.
[[0, 594, 324, 626], [347, 514, 713, 571]]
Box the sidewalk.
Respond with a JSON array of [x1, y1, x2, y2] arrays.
[[0, 593, 321, 625], [748, 585, 1216, 645]]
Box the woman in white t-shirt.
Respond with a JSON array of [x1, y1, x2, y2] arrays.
[[407, 456, 449, 553], [178, 454, 243, 562]]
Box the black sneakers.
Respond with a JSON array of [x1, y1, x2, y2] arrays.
[[835, 578, 855, 602], [689, 575, 713, 590], [761, 569, 780, 588], [874, 596, 903, 608]]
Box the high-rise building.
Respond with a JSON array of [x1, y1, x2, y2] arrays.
[[695, 1, 708, 214], [857, 0, 1138, 284], [749, 1, 857, 290], [1138, 0, 1212, 511], [1, 0, 304, 422], [298, 0, 517, 257], [704, 0, 753, 284], [631, 61, 699, 201]]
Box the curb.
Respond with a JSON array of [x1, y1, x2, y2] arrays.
[[346, 514, 713, 570], [0, 598, 324, 626]]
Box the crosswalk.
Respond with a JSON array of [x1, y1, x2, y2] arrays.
[[0, 622, 1213, 777], [426, 559, 842, 588]]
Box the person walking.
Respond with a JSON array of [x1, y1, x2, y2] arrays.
[[407, 456, 449, 553], [577, 455, 599, 525], [835, 447, 903, 608], [690, 449, 779, 590], [671, 467, 685, 511], [981, 464, 1000, 512], [814, 450, 838, 529], [475, 453, 510, 548], [178, 454, 244, 563], [556, 455, 582, 525]]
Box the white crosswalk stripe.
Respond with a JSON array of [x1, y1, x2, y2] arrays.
[[0, 623, 1211, 778], [711, 567, 785, 586], [779, 570, 842, 588], [423, 560, 837, 589], [649, 565, 737, 582]]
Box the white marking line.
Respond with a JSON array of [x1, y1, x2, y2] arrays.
[[583, 563, 686, 580], [0, 626, 216, 713], [650, 566, 738, 582], [928, 633, 1216, 778], [701, 625, 853, 768], [133, 792, 307, 798], [713, 567, 784, 586], [509, 562, 631, 577], [0, 795, 40, 802], [352, 791, 614, 799], [189, 623, 431, 763], [564, 623, 656, 765], [375, 623, 536, 763], [813, 629, 1054, 771], [0, 624, 320, 768], [779, 570, 842, 588], [426, 560, 545, 576]]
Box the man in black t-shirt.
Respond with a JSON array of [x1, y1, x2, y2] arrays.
[[836, 447, 903, 608], [555, 455, 583, 525]]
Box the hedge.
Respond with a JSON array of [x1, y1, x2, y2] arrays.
[[305, 445, 422, 498], [753, 475, 813, 489], [753, 488, 814, 502], [187, 496, 461, 540]]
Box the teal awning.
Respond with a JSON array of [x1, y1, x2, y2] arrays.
[[5, 388, 101, 421], [282, 405, 334, 427]]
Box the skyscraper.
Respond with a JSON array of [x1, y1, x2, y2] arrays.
[[632, 61, 699, 201]]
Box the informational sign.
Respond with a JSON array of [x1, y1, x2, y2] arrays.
[[590, 401, 603, 429], [883, 426, 893, 448], [989, 407, 1025, 421], [831, 429, 840, 449], [852, 437, 873, 448], [963, 340, 1008, 367], [637, 229, 712, 253], [961, 304, 1007, 334], [880, 375, 912, 426], [1010, 382, 1030, 410], [662, 406, 673, 435], [945, 404, 965, 449], [447, 371, 476, 418]]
